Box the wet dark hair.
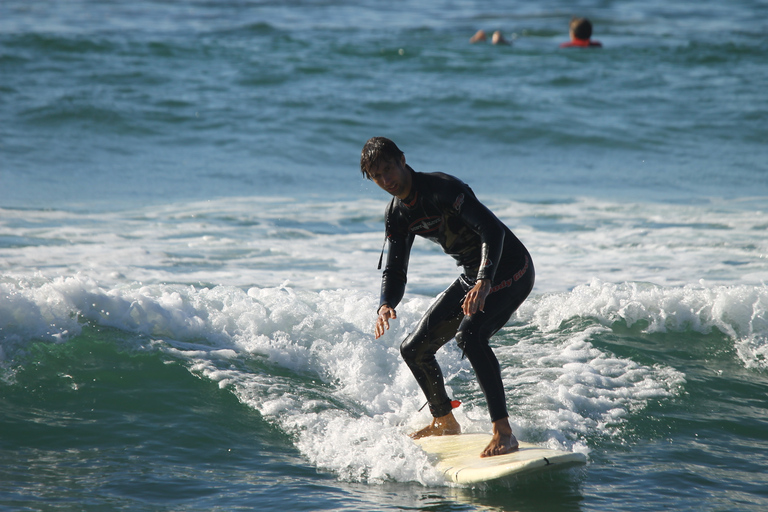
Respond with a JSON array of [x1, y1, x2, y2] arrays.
[[570, 17, 593, 40], [360, 137, 404, 179]]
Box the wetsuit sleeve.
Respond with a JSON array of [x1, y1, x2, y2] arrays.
[[455, 189, 506, 282], [379, 207, 414, 310]]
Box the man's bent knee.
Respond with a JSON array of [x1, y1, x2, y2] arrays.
[[455, 326, 483, 353], [400, 334, 426, 364]]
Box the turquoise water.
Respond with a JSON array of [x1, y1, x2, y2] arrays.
[[2, 1, 768, 511]]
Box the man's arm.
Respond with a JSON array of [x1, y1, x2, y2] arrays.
[[375, 210, 414, 337], [378, 226, 414, 314], [440, 179, 505, 313], [456, 190, 506, 283]]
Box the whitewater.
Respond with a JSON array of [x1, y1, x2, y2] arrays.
[[3, 195, 767, 487]]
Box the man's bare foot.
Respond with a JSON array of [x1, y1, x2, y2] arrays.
[[481, 418, 519, 457], [409, 412, 461, 439]]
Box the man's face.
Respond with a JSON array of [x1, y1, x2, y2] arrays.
[[368, 155, 412, 199]]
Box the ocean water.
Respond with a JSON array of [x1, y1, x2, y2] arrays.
[[1, 1, 767, 511]]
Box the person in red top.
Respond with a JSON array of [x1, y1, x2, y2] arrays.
[[560, 17, 602, 48]]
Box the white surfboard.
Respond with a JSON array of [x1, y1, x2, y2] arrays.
[[414, 433, 586, 485]]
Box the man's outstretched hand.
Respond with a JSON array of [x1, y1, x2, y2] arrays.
[[374, 304, 397, 339]]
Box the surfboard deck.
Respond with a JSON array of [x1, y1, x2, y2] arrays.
[[414, 433, 586, 484]]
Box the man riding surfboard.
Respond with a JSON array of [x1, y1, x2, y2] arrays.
[[361, 137, 535, 457]]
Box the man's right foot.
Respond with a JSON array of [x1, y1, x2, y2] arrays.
[[409, 412, 461, 439]]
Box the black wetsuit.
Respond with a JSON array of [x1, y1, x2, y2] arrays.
[[379, 167, 534, 422]]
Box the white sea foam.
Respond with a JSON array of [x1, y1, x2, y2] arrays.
[[496, 326, 686, 440], [1, 196, 766, 296], [3, 272, 766, 483], [515, 279, 768, 369]]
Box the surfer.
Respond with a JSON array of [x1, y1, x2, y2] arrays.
[[362, 137, 535, 458]]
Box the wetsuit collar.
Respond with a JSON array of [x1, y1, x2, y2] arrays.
[[401, 166, 418, 207]]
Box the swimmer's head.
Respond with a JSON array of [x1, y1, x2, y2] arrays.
[[570, 17, 593, 41]]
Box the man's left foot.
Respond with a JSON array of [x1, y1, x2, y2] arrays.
[[481, 417, 519, 457], [481, 431, 518, 457]]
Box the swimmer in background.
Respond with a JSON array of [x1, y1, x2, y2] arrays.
[[560, 17, 602, 48], [470, 29, 510, 45]]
